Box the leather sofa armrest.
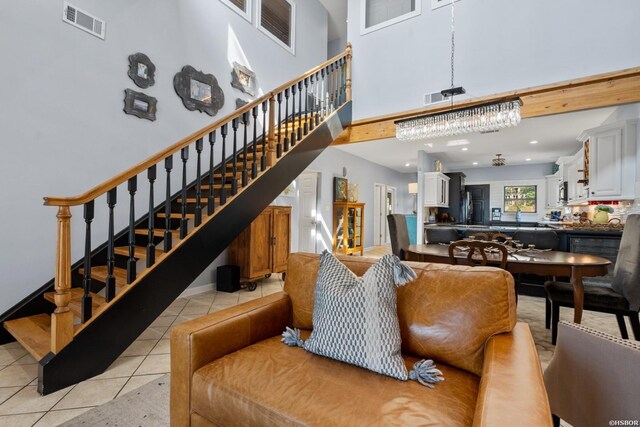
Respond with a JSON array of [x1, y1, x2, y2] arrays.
[[170, 291, 292, 427], [472, 322, 553, 427]]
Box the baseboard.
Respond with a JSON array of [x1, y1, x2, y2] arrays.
[[179, 282, 216, 298]]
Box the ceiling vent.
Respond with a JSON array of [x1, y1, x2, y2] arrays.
[[62, 2, 106, 40], [423, 91, 445, 106]]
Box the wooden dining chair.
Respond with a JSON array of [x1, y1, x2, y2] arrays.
[[448, 241, 508, 269], [426, 227, 461, 244]]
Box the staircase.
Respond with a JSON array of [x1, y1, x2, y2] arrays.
[[0, 46, 352, 395]]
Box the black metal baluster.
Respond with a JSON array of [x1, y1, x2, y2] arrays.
[[241, 112, 249, 187], [251, 106, 258, 179], [220, 124, 228, 205], [290, 84, 296, 147], [335, 61, 341, 108], [231, 118, 239, 195], [194, 138, 203, 227], [81, 200, 94, 322], [164, 156, 173, 252], [127, 177, 137, 284], [276, 93, 283, 158], [146, 165, 156, 268], [297, 81, 303, 140], [309, 75, 315, 131], [105, 188, 117, 303], [261, 101, 268, 171], [180, 147, 189, 239], [283, 89, 290, 153], [341, 58, 347, 104], [320, 68, 326, 120], [329, 63, 335, 111], [304, 77, 310, 134], [208, 132, 215, 215]]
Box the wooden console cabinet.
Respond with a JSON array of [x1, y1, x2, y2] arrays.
[[228, 205, 291, 283]]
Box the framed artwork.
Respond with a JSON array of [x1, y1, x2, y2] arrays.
[[334, 177, 348, 202], [230, 62, 256, 96], [127, 53, 156, 88], [173, 65, 224, 116], [123, 89, 157, 121], [504, 185, 537, 213]]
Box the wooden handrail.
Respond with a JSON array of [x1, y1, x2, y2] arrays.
[[43, 49, 350, 207]]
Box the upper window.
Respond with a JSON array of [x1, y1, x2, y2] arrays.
[[361, 0, 421, 35], [257, 0, 295, 54], [504, 186, 538, 213], [220, 0, 252, 22]]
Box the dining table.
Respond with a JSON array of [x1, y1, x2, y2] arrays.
[[405, 244, 612, 324]]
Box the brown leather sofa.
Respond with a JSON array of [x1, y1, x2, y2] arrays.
[[171, 253, 552, 426]]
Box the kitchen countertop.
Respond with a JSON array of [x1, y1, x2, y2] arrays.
[[424, 223, 623, 235]]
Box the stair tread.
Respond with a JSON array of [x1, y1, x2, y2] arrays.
[[114, 246, 163, 259], [156, 213, 195, 219], [79, 266, 128, 287], [200, 183, 234, 190], [3, 314, 51, 361], [176, 197, 223, 205], [135, 228, 180, 238], [214, 172, 243, 178], [44, 288, 107, 319]]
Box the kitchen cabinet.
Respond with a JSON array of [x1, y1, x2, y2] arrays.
[[333, 202, 365, 256], [566, 150, 588, 205], [424, 172, 450, 207], [545, 173, 562, 209], [579, 119, 638, 201], [228, 205, 291, 282]]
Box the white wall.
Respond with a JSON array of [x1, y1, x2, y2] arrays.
[[307, 147, 413, 251], [0, 0, 328, 313], [347, 0, 640, 120]]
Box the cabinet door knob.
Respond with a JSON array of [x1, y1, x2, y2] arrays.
[[591, 191, 595, 195]]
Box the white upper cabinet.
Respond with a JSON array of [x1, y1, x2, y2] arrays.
[[579, 119, 638, 201], [424, 172, 450, 208], [545, 173, 562, 209]]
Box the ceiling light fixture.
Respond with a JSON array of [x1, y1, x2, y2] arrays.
[[525, 158, 532, 161], [492, 154, 506, 167], [405, 162, 411, 167], [461, 147, 468, 151], [394, 1, 522, 141], [472, 162, 478, 165], [529, 140, 539, 144]]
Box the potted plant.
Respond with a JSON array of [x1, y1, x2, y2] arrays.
[[593, 204, 614, 223]]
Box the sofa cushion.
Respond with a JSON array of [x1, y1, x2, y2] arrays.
[[192, 335, 479, 427], [284, 252, 516, 376], [301, 251, 410, 380]]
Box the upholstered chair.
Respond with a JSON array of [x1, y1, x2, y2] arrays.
[[425, 227, 461, 244], [386, 214, 410, 260], [544, 214, 640, 344], [544, 321, 640, 426]]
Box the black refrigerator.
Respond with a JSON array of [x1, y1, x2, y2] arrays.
[[441, 172, 472, 224]]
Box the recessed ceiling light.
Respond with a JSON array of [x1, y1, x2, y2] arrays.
[[529, 140, 539, 144], [472, 162, 478, 165], [461, 147, 468, 151], [405, 162, 410, 167], [446, 139, 470, 147], [525, 158, 532, 161]]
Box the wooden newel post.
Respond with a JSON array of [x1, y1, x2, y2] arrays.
[[52, 206, 74, 353], [345, 42, 352, 102], [266, 96, 277, 166]]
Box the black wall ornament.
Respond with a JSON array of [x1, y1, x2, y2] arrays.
[[235, 98, 249, 109], [128, 53, 156, 89], [173, 66, 224, 116], [230, 62, 256, 96], [123, 89, 157, 121]]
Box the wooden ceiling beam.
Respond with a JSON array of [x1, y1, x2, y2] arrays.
[[332, 66, 640, 146]]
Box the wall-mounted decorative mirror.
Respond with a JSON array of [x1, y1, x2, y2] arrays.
[[123, 89, 157, 121], [173, 66, 224, 116], [127, 53, 156, 89], [230, 62, 256, 96]]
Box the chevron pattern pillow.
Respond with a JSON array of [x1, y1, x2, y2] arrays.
[[301, 251, 412, 380]]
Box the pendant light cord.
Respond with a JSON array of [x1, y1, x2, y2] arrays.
[[450, 0, 455, 89]]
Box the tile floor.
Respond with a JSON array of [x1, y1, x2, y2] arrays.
[[0, 279, 285, 426], [0, 248, 627, 426]]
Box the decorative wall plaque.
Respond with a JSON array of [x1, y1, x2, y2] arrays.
[[230, 62, 256, 96], [128, 53, 156, 89], [123, 89, 157, 121], [235, 98, 249, 109], [173, 66, 224, 116]]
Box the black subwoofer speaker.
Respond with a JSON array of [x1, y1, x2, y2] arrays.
[[216, 265, 240, 293]]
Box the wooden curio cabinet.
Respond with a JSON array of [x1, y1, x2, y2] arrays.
[[332, 202, 365, 256], [228, 205, 291, 282]]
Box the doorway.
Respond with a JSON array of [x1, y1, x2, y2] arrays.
[[373, 184, 396, 245], [297, 171, 319, 253], [466, 185, 490, 225]]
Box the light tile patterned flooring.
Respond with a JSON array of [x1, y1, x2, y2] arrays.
[[0, 279, 285, 426], [0, 247, 626, 426]]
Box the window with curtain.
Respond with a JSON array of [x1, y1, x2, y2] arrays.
[[258, 0, 295, 52], [220, 0, 252, 21], [362, 0, 420, 34]]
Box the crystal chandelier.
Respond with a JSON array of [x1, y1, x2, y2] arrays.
[[395, 0, 522, 141], [492, 154, 506, 166]]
